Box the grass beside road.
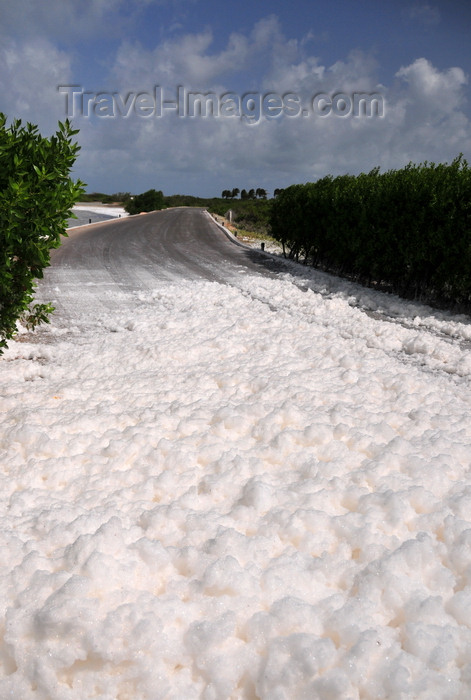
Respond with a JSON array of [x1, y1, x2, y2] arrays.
[[211, 214, 281, 250]]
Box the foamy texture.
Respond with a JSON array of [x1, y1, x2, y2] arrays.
[[72, 205, 128, 217], [2, 274, 471, 699]]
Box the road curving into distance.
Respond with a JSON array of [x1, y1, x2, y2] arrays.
[[38, 207, 286, 321], [32, 202, 471, 385]]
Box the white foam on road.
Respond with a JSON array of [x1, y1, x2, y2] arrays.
[[2, 270, 471, 699], [72, 204, 128, 217], [68, 204, 129, 229]]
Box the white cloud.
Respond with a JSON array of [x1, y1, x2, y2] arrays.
[[0, 37, 72, 133], [388, 58, 469, 159], [110, 17, 287, 90], [371, 57, 469, 167], [263, 48, 381, 98], [111, 29, 251, 87], [396, 57, 467, 108]]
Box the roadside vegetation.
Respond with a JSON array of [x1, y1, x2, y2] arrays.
[[270, 156, 471, 310], [208, 198, 272, 237], [0, 114, 84, 354]]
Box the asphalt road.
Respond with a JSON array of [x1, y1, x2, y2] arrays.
[[37, 207, 285, 320], [33, 206, 471, 373]]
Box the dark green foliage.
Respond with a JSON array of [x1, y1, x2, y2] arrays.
[[270, 156, 471, 308], [164, 194, 209, 208], [0, 114, 85, 353], [208, 198, 272, 234], [81, 191, 131, 204], [125, 189, 165, 214], [221, 187, 266, 200]]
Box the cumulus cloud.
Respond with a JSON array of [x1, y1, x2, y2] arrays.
[[111, 29, 248, 87], [110, 16, 286, 90], [396, 57, 467, 109], [378, 57, 470, 166], [0, 37, 72, 133]]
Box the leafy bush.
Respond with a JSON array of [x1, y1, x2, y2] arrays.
[[125, 189, 165, 214], [0, 114, 85, 353]]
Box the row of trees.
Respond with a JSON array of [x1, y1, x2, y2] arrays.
[[270, 156, 471, 307], [221, 188, 285, 199], [221, 188, 268, 200]]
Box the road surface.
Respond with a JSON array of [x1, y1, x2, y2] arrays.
[[38, 207, 285, 320], [36, 205, 471, 374]]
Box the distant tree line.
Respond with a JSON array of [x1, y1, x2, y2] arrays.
[[270, 155, 471, 308], [80, 188, 285, 211], [222, 188, 267, 200], [81, 191, 131, 204], [221, 188, 284, 200]]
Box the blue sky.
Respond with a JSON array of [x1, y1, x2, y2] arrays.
[[1, 0, 470, 197]]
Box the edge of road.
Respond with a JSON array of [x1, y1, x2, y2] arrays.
[[66, 212, 132, 233], [204, 210, 262, 251], [204, 209, 252, 250]]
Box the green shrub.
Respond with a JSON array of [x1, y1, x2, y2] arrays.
[[0, 114, 84, 353], [125, 189, 165, 214]]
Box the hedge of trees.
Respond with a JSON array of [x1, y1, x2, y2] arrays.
[[270, 156, 471, 307]]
